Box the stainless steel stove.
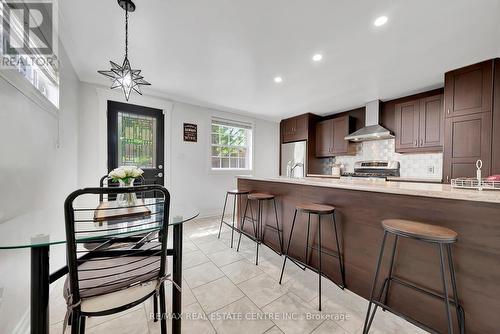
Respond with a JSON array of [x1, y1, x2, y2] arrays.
[[341, 160, 400, 179]]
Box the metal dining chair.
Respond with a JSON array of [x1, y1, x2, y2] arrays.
[[63, 184, 171, 334]]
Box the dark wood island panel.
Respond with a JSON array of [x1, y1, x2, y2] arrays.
[[237, 178, 500, 334]]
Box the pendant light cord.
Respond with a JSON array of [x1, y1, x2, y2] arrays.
[[125, 4, 129, 59]]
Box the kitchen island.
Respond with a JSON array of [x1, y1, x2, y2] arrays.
[[237, 176, 500, 334]]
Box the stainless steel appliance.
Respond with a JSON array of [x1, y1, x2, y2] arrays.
[[341, 160, 400, 179], [281, 141, 307, 178], [344, 100, 394, 142]]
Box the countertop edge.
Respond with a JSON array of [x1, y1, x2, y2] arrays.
[[236, 176, 500, 204]]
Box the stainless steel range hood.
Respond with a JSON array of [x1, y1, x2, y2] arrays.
[[344, 100, 394, 142]]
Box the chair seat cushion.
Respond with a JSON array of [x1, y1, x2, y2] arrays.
[[64, 255, 162, 312], [79, 279, 158, 313]]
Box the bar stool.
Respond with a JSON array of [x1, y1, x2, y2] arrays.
[[217, 189, 250, 248], [236, 192, 283, 265], [363, 219, 465, 334], [279, 203, 346, 311]]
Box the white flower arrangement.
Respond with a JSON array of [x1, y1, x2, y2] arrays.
[[108, 166, 144, 183]]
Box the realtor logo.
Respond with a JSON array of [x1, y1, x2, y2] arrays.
[[0, 0, 58, 70], [2, 0, 54, 55]]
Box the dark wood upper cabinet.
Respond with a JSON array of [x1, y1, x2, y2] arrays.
[[444, 60, 493, 118], [282, 114, 308, 143], [315, 119, 333, 157], [332, 116, 351, 154], [315, 116, 353, 157], [394, 94, 443, 153], [419, 95, 444, 148], [395, 100, 420, 151]]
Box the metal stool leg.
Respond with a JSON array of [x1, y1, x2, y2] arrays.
[[439, 244, 454, 334], [447, 245, 465, 334], [273, 198, 283, 254], [231, 193, 236, 248], [362, 231, 388, 334], [279, 209, 298, 284], [366, 235, 398, 330], [382, 236, 398, 308], [255, 200, 262, 265], [218, 193, 229, 239], [318, 213, 322, 311], [236, 199, 250, 251], [332, 211, 346, 289], [305, 213, 311, 264], [249, 199, 257, 238]]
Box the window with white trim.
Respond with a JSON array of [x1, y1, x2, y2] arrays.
[[211, 118, 252, 170]]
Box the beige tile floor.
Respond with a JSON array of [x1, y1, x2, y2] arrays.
[[49, 216, 428, 334]]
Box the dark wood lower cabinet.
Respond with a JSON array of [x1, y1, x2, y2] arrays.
[[238, 178, 500, 334], [443, 112, 492, 182]]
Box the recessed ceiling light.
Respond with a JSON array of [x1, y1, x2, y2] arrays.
[[312, 54, 323, 62], [274, 76, 283, 83], [374, 16, 388, 27]]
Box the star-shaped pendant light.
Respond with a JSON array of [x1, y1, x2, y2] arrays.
[[98, 0, 150, 101]]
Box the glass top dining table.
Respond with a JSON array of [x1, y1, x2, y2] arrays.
[[0, 198, 199, 249], [0, 198, 198, 334]]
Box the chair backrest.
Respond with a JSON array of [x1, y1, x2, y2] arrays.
[[98, 174, 146, 202], [64, 184, 170, 303]]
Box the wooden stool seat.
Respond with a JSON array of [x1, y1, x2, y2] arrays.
[[382, 219, 458, 244], [296, 203, 335, 214], [227, 189, 250, 195], [248, 192, 275, 200]]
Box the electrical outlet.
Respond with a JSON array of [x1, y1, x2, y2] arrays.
[[427, 166, 435, 174]]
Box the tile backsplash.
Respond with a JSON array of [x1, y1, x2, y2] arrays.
[[321, 139, 442, 179]]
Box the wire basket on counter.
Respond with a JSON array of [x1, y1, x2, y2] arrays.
[[451, 178, 500, 190]]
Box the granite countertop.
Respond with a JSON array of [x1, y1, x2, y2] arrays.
[[306, 174, 340, 179], [237, 175, 500, 204], [386, 176, 443, 183]]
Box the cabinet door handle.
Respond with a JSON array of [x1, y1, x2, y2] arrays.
[[415, 140, 418, 147], [446, 175, 450, 183], [420, 139, 423, 146], [447, 109, 450, 115]]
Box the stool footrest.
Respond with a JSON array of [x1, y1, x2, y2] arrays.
[[238, 229, 283, 255], [308, 245, 342, 259], [370, 300, 438, 334], [389, 276, 461, 306], [263, 225, 283, 233], [285, 255, 345, 290], [239, 229, 259, 243], [221, 220, 238, 229]]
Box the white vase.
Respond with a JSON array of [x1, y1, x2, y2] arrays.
[[116, 178, 137, 207]]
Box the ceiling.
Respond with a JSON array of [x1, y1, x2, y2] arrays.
[[60, 0, 500, 120]]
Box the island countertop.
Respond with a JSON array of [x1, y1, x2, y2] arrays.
[[236, 175, 500, 204], [236, 176, 500, 333]]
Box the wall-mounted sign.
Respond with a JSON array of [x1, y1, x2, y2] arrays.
[[183, 123, 198, 142]]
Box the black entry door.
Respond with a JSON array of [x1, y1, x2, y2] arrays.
[[107, 100, 165, 189]]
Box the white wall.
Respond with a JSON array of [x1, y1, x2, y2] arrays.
[[0, 43, 80, 332], [77, 83, 280, 217], [170, 102, 279, 216]]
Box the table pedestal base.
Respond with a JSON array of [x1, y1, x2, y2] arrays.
[[31, 246, 49, 334]]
